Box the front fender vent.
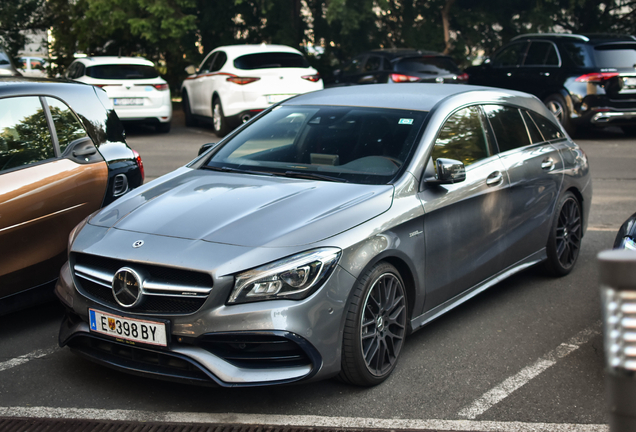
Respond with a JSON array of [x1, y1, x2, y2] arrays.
[[113, 174, 129, 197]]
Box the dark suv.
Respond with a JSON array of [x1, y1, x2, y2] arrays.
[[328, 49, 467, 86], [467, 33, 636, 134]]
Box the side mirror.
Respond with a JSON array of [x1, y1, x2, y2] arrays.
[[198, 142, 217, 156], [427, 158, 466, 184], [185, 65, 197, 75]]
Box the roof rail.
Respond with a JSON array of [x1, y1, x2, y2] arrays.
[[511, 33, 590, 42]]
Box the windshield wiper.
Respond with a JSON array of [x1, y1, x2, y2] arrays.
[[203, 165, 274, 176], [278, 171, 349, 183]]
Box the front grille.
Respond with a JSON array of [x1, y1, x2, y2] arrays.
[[196, 333, 312, 369], [67, 334, 216, 385], [72, 253, 213, 315]]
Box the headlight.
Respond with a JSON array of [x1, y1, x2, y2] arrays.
[[227, 248, 341, 304], [619, 237, 636, 251]]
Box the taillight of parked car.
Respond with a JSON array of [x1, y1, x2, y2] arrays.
[[456, 72, 469, 82], [390, 73, 420, 83], [133, 149, 144, 182], [226, 76, 261, 85], [575, 72, 620, 83], [153, 84, 169, 91], [301, 74, 321, 82]]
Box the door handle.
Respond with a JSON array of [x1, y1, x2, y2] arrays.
[[541, 158, 555, 170], [486, 171, 503, 186]]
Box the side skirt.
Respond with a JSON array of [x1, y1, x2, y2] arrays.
[[409, 249, 546, 333]]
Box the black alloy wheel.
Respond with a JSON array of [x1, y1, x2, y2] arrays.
[[545, 192, 582, 276], [339, 262, 407, 386]]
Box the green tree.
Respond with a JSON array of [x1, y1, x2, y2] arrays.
[[0, 0, 49, 63]]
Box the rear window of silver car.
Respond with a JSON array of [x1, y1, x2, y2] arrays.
[[86, 64, 159, 79], [204, 105, 427, 184], [234, 52, 310, 70]]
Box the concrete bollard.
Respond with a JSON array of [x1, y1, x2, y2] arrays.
[[599, 249, 636, 431]]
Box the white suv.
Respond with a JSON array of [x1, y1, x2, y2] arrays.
[[66, 56, 172, 133], [181, 44, 322, 136]]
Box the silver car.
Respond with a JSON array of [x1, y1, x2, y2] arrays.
[[56, 84, 592, 387]]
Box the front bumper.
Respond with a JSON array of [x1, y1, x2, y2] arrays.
[[55, 243, 356, 386]]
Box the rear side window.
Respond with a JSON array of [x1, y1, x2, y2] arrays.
[[46, 97, 89, 154], [521, 110, 544, 143], [483, 105, 530, 152], [529, 112, 564, 140], [593, 43, 636, 68], [562, 43, 594, 67], [395, 56, 460, 74], [432, 106, 490, 167], [0, 96, 55, 171], [86, 64, 159, 79], [234, 52, 309, 70], [210, 51, 227, 72]]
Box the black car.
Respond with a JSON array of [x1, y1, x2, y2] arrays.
[[614, 212, 636, 250], [327, 49, 467, 86], [0, 77, 144, 313], [467, 33, 636, 135]]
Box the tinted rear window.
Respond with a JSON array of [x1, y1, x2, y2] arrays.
[[593, 43, 636, 68], [86, 64, 159, 79], [234, 52, 309, 70], [395, 56, 460, 74]]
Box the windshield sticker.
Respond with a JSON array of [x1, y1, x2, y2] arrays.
[[399, 118, 414, 125]]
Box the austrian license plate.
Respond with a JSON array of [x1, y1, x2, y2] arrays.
[[266, 94, 293, 104], [89, 309, 167, 347], [114, 98, 144, 106]]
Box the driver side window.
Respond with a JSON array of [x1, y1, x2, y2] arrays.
[[431, 106, 491, 167]]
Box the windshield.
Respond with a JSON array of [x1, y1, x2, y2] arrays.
[[203, 105, 427, 184], [86, 64, 159, 79]]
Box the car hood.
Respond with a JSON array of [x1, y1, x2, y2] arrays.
[[90, 168, 394, 248]]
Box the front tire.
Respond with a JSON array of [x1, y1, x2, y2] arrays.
[[182, 92, 197, 127], [544, 94, 576, 136], [544, 191, 582, 276], [339, 262, 407, 386], [212, 97, 230, 137]]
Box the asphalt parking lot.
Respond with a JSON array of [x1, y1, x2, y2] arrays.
[[1, 105, 633, 432]]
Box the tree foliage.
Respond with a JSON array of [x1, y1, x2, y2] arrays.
[[9, 0, 636, 90], [0, 0, 49, 62]]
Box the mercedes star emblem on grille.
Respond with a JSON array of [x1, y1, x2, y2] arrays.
[[133, 240, 144, 248], [112, 267, 144, 308]]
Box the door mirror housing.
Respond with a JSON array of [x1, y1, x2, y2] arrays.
[[185, 65, 197, 75], [427, 158, 466, 184]]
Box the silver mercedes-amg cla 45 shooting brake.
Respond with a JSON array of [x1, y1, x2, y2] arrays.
[[56, 84, 592, 387]]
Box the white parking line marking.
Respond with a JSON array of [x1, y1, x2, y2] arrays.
[[458, 324, 601, 420], [587, 226, 620, 232], [0, 406, 608, 432], [0, 347, 58, 372]]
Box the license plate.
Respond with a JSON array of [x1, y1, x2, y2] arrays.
[[266, 94, 293, 104], [624, 78, 636, 87], [89, 309, 167, 347], [114, 98, 144, 106]]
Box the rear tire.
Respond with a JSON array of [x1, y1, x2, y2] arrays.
[[155, 122, 170, 133], [212, 97, 230, 137], [338, 262, 407, 386], [544, 94, 576, 136], [182, 92, 197, 127], [544, 191, 582, 276]]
